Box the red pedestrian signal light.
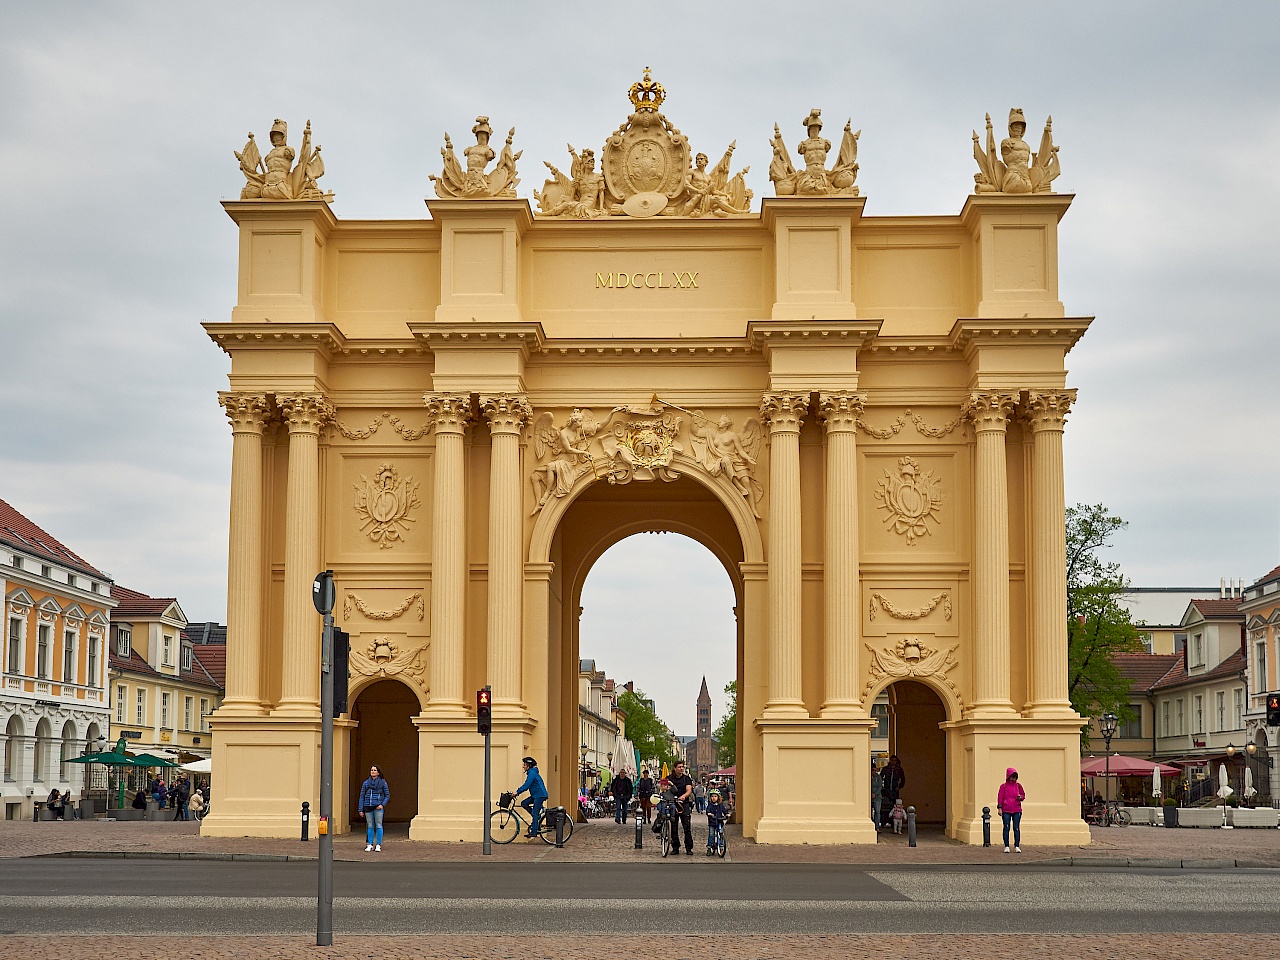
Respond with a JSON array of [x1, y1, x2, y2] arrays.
[[477, 686, 492, 736], [1267, 694, 1280, 727]]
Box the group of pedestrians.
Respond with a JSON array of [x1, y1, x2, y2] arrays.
[[129, 774, 205, 821], [870, 755, 1027, 850], [44, 788, 79, 819]]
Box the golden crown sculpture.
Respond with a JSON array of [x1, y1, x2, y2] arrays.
[[628, 67, 666, 112]]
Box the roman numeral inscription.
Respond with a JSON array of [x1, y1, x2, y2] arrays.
[[595, 271, 699, 289]]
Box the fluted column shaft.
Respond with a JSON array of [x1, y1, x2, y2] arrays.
[[482, 394, 531, 713], [1025, 390, 1077, 716], [819, 392, 864, 717], [425, 393, 472, 713], [761, 392, 809, 717], [964, 392, 1017, 716], [275, 394, 334, 716], [219, 392, 271, 714]]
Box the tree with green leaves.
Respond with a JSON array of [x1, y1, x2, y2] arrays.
[[1066, 503, 1144, 735], [617, 687, 679, 772], [714, 680, 737, 768]]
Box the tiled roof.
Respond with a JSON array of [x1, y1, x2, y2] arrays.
[[1112, 652, 1181, 692], [0, 497, 106, 577], [1251, 564, 1280, 587], [109, 645, 160, 678], [1189, 598, 1244, 619], [111, 584, 179, 620], [184, 622, 227, 645], [1151, 647, 1247, 692], [191, 644, 226, 688]]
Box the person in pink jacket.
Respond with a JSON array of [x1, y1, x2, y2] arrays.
[[997, 767, 1025, 852]]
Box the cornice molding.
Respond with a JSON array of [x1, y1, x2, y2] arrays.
[[949, 317, 1092, 357], [747, 319, 882, 353], [203, 322, 346, 358], [407, 321, 546, 356], [220, 199, 339, 233]]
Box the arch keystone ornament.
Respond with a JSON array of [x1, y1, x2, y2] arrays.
[[873, 456, 944, 545], [865, 638, 962, 707]]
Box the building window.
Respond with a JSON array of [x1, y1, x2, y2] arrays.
[[6, 617, 21, 674], [871, 702, 889, 738], [161, 692, 170, 729], [1233, 688, 1243, 729], [1216, 691, 1225, 731], [115, 627, 131, 657], [90, 582, 99, 594], [184, 697, 193, 731], [116, 685, 126, 723], [200, 698, 210, 732], [162, 635, 173, 666], [1141, 633, 1153, 654], [1161, 700, 1170, 738], [1176, 698, 1184, 736], [62, 630, 75, 683], [36, 624, 50, 678], [87, 637, 99, 687], [136, 689, 146, 726], [1192, 633, 1204, 667], [1118, 706, 1143, 739], [1194, 695, 1203, 734], [181, 644, 192, 672], [66, 575, 76, 589], [41, 565, 51, 579], [11, 556, 22, 570], [1257, 642, 1268, 697]]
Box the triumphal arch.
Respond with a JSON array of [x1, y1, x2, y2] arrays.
[[204, 73, 1091, 844]]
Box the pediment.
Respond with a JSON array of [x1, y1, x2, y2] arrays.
[[6, 587, 34, 608]]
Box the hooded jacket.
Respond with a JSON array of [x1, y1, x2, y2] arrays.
[[997, 768, 1025, 814]]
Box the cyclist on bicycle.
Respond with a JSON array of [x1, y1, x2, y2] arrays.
[[514, 756, 548, 838], [667, 761, 695, 854], [705, 788, 730, 856]]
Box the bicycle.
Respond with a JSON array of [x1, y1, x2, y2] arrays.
[[489, 791, 573, 845], [707, 818, 727, 858], [1085, 800, 1131, 827]]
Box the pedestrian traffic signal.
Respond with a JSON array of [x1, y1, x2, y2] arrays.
[[1267, 693, 1280, 727], [477, 686, 492, 736]]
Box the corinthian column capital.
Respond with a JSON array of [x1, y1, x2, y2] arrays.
[[277, 394, 335, 434], [480, 393, 533, 435], [424, 392, 474, 434], [817, 392, 866, 432], [1022, 389, 1077, 432], [218, 392, 272, 434], [962, 391, 1017, 432], [760, 391, 809, 434]]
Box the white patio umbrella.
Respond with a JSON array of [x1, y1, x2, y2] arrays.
[[1151, 763, 1162, 799], [1217, 762, 1234, 799], [1244, 765, 1257, 799], [181, 758, 212, 774]]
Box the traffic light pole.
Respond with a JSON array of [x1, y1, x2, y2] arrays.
[[483, 726, 492, 856], [318, 608, 334, 946]]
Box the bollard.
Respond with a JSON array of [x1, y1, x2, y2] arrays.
[[982, 805, 991, 847], [33, 801, 40, 824], [635, 808, 643, 849], [301, 801, 311, 841], [907, 805, 917, 847], [554, 806, 566, 848]]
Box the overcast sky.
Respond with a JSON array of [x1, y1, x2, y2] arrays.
[[2, 3, 1277, 734]]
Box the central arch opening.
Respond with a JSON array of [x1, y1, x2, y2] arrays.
[[348, 679, 419, 825], [545, 474, 748, 825]]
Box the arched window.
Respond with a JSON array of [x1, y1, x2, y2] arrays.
[[3, 715, 23, 781], [33, 717, 52, 782], [60, 720, 76, 782]]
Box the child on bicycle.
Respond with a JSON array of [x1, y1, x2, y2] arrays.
[[705, 788, 730, 855]]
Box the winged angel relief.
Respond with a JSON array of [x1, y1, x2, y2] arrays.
[[689, 414, 763, 518], [349, 638, 427, 685], [873, 456, 944, 545]]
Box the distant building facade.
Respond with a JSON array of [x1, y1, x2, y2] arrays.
[[1241, 564, 1279, 800]]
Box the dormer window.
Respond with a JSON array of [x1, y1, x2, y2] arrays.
[[181, 643, 192, 672], [115, 627, 132, 657], [162, 634, 174, 666], [41, 565, 51, 579]]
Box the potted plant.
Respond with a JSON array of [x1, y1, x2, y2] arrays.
[[1162, 797, 1178, 828]]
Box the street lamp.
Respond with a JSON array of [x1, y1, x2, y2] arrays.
[[1100, 712, 1118, 816], [579, 743, 589, 796], [1226, 742, 1258, 805]]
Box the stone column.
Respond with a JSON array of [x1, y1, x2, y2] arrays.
[[424, 393, 472, 714], [481, 394, 532, 714], [1024, 390, 1077, 717], [962, 392, 1017, 716], [217, 392, 271, 714], [818, 392, 865, 718], [760, 392, 809, 718], [274, 394, 333, 716]]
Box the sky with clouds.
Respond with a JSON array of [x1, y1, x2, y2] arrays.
[[1, 3, 1277, 734]]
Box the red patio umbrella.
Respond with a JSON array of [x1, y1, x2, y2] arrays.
[[1080, 754, 1180, 777]]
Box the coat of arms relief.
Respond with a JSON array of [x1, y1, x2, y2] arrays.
[[873, 456, 945, 546], [354, 464, 421, 548], [527, 401, 763, 516], [864, 637, 962, 707]]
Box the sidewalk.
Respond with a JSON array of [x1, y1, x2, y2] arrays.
[[4, 814, 1279, 866]]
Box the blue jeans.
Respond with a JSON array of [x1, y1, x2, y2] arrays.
[[365, 807, 384, 845], [1001, 811, 1021, 847], [521, 795, 544, 835]]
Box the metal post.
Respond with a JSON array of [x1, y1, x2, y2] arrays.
[[482, 727, 492, 856], [981, 805, 991, 847], [301, 801, 310, 841], [635, 808, 643, 849], [317, 609, 334, 946], [555, 806, 565, 848], [907, 805, 916, 847]]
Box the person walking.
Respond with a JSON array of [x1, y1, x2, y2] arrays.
[[694, 777, 708, 814], [358, 764, 390, 852], [667, 761, 694, 854], [997, 767, 1025, 853], [514, 756, 548, 838], [172, 775, 191, 821], [879, 755, 905, 828], [611, 769, 633, 824], [636, 768, 655, 824], [871, 761, 884, 830]]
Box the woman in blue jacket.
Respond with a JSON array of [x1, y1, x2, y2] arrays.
[[358, 764, 390, 852], [514, 756, 548, 838]]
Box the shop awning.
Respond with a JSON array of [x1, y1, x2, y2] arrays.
[[1080, 754, 1180, 777]]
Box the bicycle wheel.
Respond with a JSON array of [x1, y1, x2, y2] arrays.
[[489, 809, 521, 844], [716, 829, 726, 859], [661, 820, 671, 857], [538, 809, 574, 844], [1114, 808, 1132, 827]]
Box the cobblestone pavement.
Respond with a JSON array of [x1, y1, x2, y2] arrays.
[[0, 935, 1272, 959], [3, 814, 1279, 865]]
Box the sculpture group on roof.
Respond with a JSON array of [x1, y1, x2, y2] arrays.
[[232, 72, 1062, 210]]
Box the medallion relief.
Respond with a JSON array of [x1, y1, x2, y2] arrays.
[[873, 456, 945, 546], [349, 637, 428, 686], [354, 464, 421, 548], [864, 637, 962, 706]]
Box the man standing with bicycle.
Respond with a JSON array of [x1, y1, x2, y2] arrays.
[[668, 760, 694, 854], [514, 756, 548, 839]]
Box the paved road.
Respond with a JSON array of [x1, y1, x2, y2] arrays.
[[3, 859, 1277, 935]]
